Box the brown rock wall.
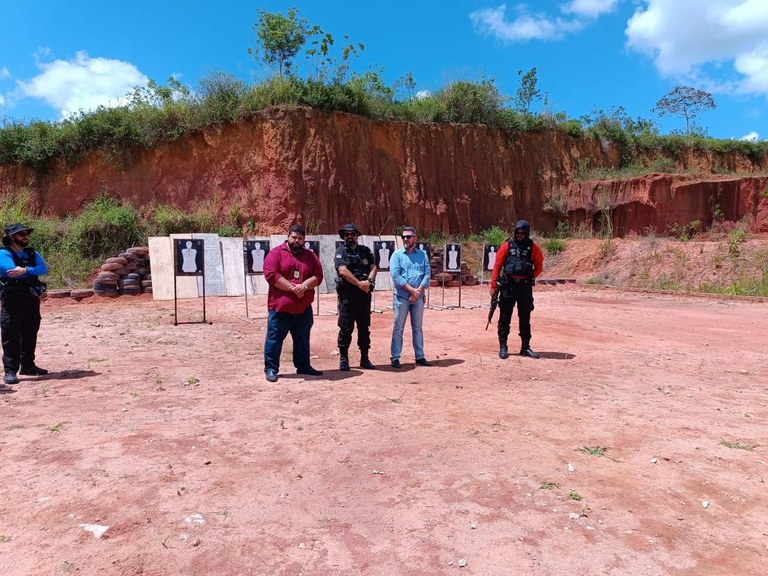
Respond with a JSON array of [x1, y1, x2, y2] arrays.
[[1, 106, 766, 235]]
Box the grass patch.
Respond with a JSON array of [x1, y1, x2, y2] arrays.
[[577, 445, 609, 457], [49, 421, 67, 433], [568, 490, 582, 501], [539, 481, 559, 490], [720, 439, 757, 451], [543, 238, 566, 255]]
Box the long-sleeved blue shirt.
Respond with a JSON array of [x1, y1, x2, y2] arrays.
[[390, 246, 430, 299], [0, 247, 48, 279]]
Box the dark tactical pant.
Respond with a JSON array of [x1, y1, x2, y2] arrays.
[[1, 294, 42, 373], [497, 281, 535, 348], [337, 291, 372, 351]]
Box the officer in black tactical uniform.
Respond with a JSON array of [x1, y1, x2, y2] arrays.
[[0, 223, 49, 385], [489, 220, 544, 359], [334, 223, 377, 371]]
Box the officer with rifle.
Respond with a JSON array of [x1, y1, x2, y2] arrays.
[[334, 223, 377, 371], [489, 220, 544, 359]]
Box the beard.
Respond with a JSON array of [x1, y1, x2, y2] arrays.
[[344, 237, 357, 248], [289, 243, 303, 255]]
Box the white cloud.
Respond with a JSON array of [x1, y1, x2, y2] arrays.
[[470, 1, 618, 42], [562, 0, 619, 19], [415, 90, 432, 100], [739, 130, 759, 141], [626, 0, 768, 96], [0, 94, 5, 106], [0, 67, 10, 80], [470, 4, 584, 42], [17, 51, 148, 118]]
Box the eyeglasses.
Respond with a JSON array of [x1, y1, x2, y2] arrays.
[[401, 235, 414, 239]]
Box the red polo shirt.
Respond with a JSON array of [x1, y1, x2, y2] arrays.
[[263, 241, 324, 314]]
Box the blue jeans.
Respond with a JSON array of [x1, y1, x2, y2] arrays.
[[264, 307, 314, 373], [390, 295, 425, 362]]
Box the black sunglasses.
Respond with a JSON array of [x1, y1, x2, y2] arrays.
[[343, 232, 358, 237], [401, 234, 414, 239]]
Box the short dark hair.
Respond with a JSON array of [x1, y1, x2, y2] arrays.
[[402, 226, 417, 237], [288, 224, 306, 236]]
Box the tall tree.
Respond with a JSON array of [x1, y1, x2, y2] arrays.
[[249, 8, 311, 78], [514, 68, 541, 114], [652, 86, 716, 135]]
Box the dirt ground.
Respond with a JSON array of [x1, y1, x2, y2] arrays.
[[1, 283, 767, 576]]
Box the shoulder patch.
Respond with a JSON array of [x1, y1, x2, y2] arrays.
[[335, 254, 342, 258]]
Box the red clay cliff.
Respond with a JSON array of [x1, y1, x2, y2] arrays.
[[1, 106, 767, 234]]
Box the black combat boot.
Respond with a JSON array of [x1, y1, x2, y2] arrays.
[[360, 349, 375, 370], [499, 339, 509, 359], [339, 348, 350, 371], [520, 340, 540, 359]]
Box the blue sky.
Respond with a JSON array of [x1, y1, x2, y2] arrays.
[[2, 0, 767, 141]]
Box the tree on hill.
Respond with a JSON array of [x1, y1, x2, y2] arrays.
[[653, 85, 716, 135], [249, 8, 315, 78], [514, 67, 541, 113]]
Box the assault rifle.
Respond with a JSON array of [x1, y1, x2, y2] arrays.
[[485, 284, 501, 330]]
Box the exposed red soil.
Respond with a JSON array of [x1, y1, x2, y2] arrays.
[[1, 284, 767, 576]]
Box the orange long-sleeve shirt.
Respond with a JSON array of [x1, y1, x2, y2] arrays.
[[490, 239, 544, 291]]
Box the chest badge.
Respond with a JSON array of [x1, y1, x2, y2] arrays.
[[293, 270, 300, 279]]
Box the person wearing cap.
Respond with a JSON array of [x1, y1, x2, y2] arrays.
[[0, 223, 49, 386], [489, 219, 544, 359], [262, 224, 324, 383], [334, 223, 377, 371], [389, 226, 432, 368]]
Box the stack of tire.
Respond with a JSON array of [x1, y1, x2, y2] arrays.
[[93, 246, 152, 297]]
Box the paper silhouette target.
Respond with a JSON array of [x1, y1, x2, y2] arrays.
[[375, 241, 395, 270], [303, 240, 320, 258], [174, 239, 204, 276], [484, 244, 499, 272], [444, 243, 461, 272], [244, 240, 270, 275]]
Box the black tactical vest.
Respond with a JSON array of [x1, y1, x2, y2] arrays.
[[0, 247, 44, 298], [336, 245, 374, 293], [502, 238, 534, 278]]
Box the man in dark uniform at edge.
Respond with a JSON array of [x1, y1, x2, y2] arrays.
[[334, 223, 377, 371], [0, 223, 49, 386], [489, 219, 544, 359]]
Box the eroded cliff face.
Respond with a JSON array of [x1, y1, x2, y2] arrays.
[[1, 106, 766, 235]]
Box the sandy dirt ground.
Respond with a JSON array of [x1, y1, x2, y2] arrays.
[[1, 286, 767, 576]]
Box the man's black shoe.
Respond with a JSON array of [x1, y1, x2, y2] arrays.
[[265, 369, 278, 382], [390, 359, 401, 369], [360, 358, 376, 370], [19, 365, 48, 376], [415, 358, 433, 367], [499, 345, 509, 359], [4, 371, 19, 385], [339, 358, 350, 372], [297, 366, 323, 376], [520, 347, 541, 359]]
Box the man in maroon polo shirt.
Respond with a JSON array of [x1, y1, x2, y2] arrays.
[[262, 224, 324, 382]]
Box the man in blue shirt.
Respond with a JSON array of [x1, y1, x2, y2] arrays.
[[389, 227, 432, 368], [0, 223, 49, 385]]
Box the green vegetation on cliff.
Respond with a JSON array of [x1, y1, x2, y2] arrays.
[[2, 9, 767, 172]]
